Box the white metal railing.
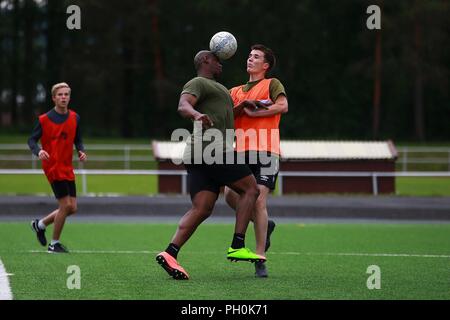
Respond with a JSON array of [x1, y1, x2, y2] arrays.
[[1, 169, 449, 196], [0, 144, 152, 150], [0, 144, 154, 169], [1, 144, 450, 171], [276, 171, 450, 196], [396, 147, 450, 172]]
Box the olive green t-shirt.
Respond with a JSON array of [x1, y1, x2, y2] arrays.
[[181, 76, 235, 162]]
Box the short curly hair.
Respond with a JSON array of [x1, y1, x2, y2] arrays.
[[251, 44, 276, 72]]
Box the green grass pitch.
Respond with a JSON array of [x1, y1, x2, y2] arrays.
[[0, 222, 449, 300]]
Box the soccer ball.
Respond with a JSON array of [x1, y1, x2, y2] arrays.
[[209, 31, 237, 60]]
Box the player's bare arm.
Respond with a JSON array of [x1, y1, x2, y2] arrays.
[[233, 100, 271, 118], [178, 93, 214, 129], [244, 95, 288, 118]]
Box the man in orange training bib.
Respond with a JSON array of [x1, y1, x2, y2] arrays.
[[28, 82, 87, 253], [225, 44, 288, 277]]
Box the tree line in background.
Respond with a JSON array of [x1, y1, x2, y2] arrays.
[[0, 0, 448, 142]]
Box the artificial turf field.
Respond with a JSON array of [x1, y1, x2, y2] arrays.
[[0, 222, 449, 300]]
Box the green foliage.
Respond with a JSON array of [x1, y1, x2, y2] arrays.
[[0, 0, 448, 140]]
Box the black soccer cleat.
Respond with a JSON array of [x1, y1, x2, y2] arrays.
[[31, 219, 47, 246], [255, 261, 268, 278], [265, 220, 276, 252], [48, 242, 69, 253]]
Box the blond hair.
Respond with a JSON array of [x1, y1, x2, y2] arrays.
[[51, 82, 71, 97]]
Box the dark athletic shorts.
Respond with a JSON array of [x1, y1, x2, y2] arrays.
[[243, 151, 280, 191], [185, 160, 253, 199], [51, 180, 76, 199]]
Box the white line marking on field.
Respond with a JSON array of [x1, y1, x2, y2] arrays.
[[28, 249, 158, 254], [276, 252, 450, 258], [0, 258, 13, 300], [25, 250, 450, 258]]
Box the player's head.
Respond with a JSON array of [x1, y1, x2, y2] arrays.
[[51, 82, 71, 108], [51, 82, 71, 97], [194, 50, 222, 78], [247, 44, 276, 76]]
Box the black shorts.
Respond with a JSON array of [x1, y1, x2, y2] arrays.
[[185, 162, 253, 199], [51, 180, 76, 199], [243, 151, 279, 190]]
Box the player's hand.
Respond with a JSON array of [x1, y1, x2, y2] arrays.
[[243, 100, 271, 111], [194, 114, 214, 129], [242, 100, 258, 110], [38, 150, 50, 160], [233, 104, 245, 117], [255, 99, 272, 109], [78, 151, 87, 162], [243, 107, 257, 117]]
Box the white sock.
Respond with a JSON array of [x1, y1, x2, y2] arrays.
[[38, 220, 46, 230], [51, 240, 60, 246]]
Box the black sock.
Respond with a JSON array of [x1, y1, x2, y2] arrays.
[[165, 243, 180, 259], [231, 233, 245, 249]]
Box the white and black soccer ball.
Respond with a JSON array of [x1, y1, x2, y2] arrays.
[[209, 31, 237, 60]]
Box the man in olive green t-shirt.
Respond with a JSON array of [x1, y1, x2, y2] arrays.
[[155, 51, 266, 280], [180, 72, 234, 162]]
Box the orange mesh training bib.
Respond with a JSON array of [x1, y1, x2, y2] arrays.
[[39, 110, 77, 183], [230, 79, 280, 155]]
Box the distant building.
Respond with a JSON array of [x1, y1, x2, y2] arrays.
[[279, 140, 397, 194], [152, 140, 398, 195]]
